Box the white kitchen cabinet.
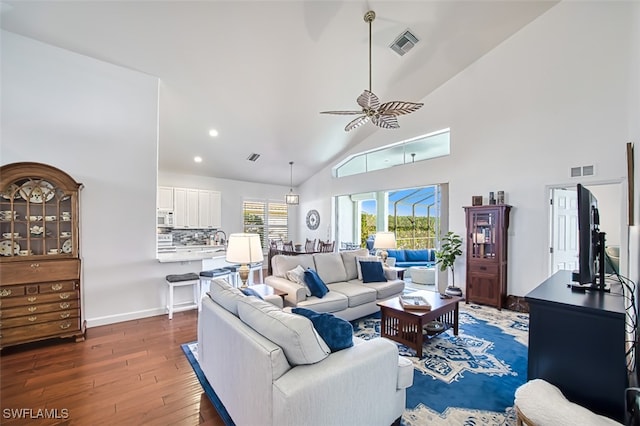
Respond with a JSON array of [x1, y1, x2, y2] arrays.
[[172, 187, 220, 229], [157, 186, 174, 210], [174, 188, 199, 228], [198, 190, 222, 228]]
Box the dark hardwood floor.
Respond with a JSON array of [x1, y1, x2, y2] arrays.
[[1, 310, 225, 425]]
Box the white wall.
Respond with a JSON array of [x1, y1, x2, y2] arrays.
[[1, 31, 160, 326], [588, 183, 622, 247], [298, 1, 640, 297], [629, 1, 640, 289]]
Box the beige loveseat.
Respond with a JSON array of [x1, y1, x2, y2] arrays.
[[265, 248, 404, 321]]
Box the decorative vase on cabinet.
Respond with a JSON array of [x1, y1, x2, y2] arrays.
[[0, 162, 84, 349], [463, 204, 511, 310]]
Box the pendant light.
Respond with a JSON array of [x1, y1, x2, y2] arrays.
[[285, 161, 299, 205]]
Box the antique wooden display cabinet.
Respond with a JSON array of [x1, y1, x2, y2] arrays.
[[0, 162, 84, 349], [463, 204, 511, 310]]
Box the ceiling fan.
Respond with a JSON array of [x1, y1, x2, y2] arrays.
[[321, 10, 424, 132]]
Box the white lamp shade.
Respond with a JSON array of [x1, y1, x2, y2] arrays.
[[225, 233, 264, 264], [373, 232, 397, 249]]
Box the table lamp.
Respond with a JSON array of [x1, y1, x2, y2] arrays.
[[373, 231, 396, 265], [225, 233, 263, 287]]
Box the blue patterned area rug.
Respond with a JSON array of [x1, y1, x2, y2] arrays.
[[182, 303, 528, 426], [352, 304, 529, 425]]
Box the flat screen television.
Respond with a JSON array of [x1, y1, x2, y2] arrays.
[[571, 183, 608, 291]]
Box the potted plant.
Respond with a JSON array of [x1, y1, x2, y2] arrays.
[[435, 231, 463, 296]]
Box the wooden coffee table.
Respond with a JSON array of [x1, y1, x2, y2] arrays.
[[377, 290, 463, 358]]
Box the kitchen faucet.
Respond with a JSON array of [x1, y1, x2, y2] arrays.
[[213, 230, 227, 246]]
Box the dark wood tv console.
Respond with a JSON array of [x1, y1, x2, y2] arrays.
[[525, 270, 627, 423]]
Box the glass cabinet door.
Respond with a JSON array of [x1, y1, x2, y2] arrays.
[[469, 210, 497, 259], [1, 177, 74, 257]]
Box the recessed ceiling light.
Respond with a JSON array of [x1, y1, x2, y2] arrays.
[[194, 156, 203, 163], [208, 129, 219, 138]]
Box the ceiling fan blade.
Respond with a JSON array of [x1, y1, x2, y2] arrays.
[[378, 101, 424, 116], [372, 114, 399, 129], [345, 115, 370, 132], [357, 90, 380, 110], [320, 110, 363, 115]]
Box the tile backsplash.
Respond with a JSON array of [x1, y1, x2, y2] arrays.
[[161, 229, 224, 246]]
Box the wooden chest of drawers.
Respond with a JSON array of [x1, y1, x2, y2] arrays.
[[0, 162, 84, 349], [0, 274, 84, 348]]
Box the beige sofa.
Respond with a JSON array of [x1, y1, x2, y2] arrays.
[[198, 278, 413, 426], [265, 248, 405, 321]]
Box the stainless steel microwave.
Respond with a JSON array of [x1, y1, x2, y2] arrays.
[[157, 210, 174, 227]]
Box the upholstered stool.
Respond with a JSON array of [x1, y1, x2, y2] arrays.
[[514, 379, 622, 425], [222, 265, 241, 287], [409, 266, 436, 285], [165, 273, 200, 319], [199, 268, 232, 309]]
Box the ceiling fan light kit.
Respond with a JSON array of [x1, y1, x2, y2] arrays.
[[321, 10, 423, 132]]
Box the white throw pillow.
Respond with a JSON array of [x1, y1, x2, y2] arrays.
[[356, 255, 381, 280], [287, 265, 311, 296], [237, 297, 330, 366]]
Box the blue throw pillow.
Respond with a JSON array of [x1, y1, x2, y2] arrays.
[[303, 268, 329, 298], [405, 249, 429, 262], [292, 307, 353, 352], [241, 287, 264, 299], [359, 260, 387, 283], [387, 249, 406, 262], [426, 249, 436, 262]]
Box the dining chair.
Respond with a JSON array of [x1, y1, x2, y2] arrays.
[[282, 241, 294, 252], [319, 240, 335, 253], [305, 238, 317, 252]]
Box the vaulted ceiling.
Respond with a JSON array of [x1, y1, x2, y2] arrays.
[[0, 0, 557, 186]]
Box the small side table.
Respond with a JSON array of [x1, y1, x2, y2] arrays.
[[249, 284, 288, 305], [389, 267, 407, 280]]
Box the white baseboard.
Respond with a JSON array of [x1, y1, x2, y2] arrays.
[[86, 307, 168, 328]]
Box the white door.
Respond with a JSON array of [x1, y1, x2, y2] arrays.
[[550, 188, 579, 273]]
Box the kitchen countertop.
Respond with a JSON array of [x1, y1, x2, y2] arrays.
[[157, 247, 226, 263], [174, 244, 225, 251]]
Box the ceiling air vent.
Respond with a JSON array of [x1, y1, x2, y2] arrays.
[[390, 29, 419, 56], [246, 153, 260, 162], [570, 165, 595, 177]]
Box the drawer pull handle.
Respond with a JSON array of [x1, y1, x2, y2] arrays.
[[30, 263, 40, 268], [479, 266, 487, 271], [0, 289, 12, 297], [59, 322, 71, 330], [59, 293, 70, 300], [51, 283, 63, 291], [28, 316, 37, 322], [60, 312, 70, 319], [28, 306, 37, 312], [28, 296, 37, 302], [59, 302, 70, 309]]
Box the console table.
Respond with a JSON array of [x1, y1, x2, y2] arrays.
[[525, 270, 627, 423]]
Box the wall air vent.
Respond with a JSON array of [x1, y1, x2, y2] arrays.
[[570, 165, 595, 177], [246, 153, 260, 162], [390, 29, 419, 56]]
